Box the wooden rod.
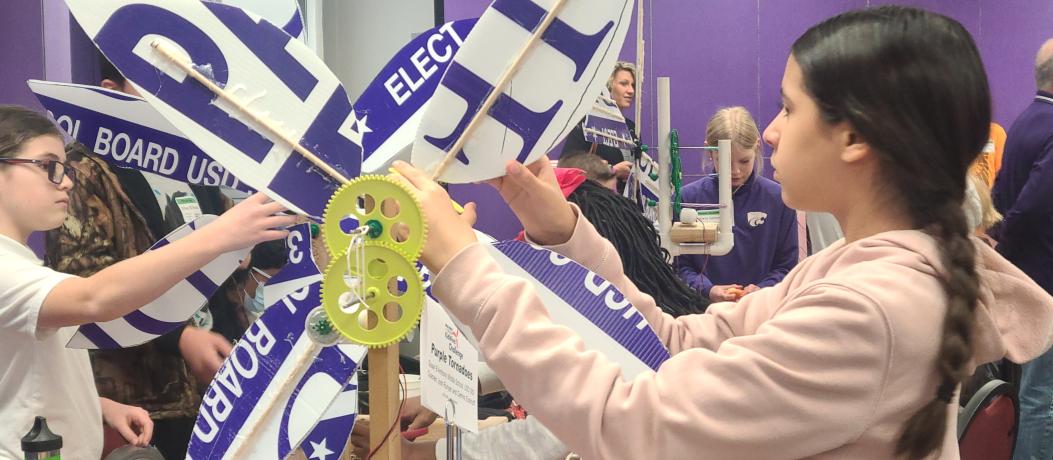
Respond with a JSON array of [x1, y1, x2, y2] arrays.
[[150, 40, 351, 185], [429, 0, 570, 180], [225, 341, 322, 459]]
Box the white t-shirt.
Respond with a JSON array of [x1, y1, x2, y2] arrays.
[[0, 234, 102, 460]]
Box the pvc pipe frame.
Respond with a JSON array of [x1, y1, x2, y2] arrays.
[[656, 77, 734, 256]]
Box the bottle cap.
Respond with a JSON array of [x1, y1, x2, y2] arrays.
[[21, 416, 62, 453]]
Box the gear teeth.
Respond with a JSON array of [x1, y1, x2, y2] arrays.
[[321, 175, 428, 261], [320, 243, 425, 348]]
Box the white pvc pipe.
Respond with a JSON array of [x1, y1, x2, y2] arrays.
[[656, 78, 734, 257], [705, 139, 734, 256], [656, 77, 674, 255]]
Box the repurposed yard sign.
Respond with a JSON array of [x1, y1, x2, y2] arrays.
[[212, 0, 305, 41], [29, 80, 253, 192], [412, 0, 635, 183], [488, 241, 669, 375], [65, 0, 363, 219], [66, 215, 248, 349], [30, 0, 305, 193], [582, 88, 635, 150], [357, 19, 477, 173]]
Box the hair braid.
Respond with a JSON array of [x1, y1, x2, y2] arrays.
[[895, 201, 979, 458], [569, 179, 709, 316]]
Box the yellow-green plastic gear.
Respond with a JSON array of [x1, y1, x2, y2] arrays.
[[321, 243, 425, 348], [322, 175, 427, 260]]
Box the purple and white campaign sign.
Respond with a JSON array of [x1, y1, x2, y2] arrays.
[[412, 0, 635, 183], [29, 80, 253, 193], [486, 241, 668, 377], [582, 88, 634, 150], [189, 223, 366, 459], [66, 215, 249, 349], [210, 0, 305, 42], [632, 150, 660, 222], [260, 224, 321, 308], [66, 0, 364, 219], [357, 19, 476, 173], [299, 372, 358, 460], [421, 232, 667, 378]]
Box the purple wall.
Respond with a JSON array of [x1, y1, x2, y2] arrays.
[[443, 0, 1053, 239], [1, 0, 74, 256], [1, 1, 46, 110]]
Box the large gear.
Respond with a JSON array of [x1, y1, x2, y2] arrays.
[[322, 175, 427, 260], [320, 243, 425, 348]]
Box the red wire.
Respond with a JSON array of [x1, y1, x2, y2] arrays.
[[366, 364, 409, 459]]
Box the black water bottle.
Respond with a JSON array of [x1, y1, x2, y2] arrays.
[[21, 416, 61, 460]]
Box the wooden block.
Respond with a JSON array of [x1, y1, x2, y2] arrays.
[[670, 222, 718, 243]]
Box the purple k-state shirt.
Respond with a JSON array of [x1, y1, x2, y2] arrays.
[[991, 91, 1053, 293], [675, 173, 799, 297]]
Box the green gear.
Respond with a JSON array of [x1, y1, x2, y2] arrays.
[[305, 307, 341, 346], [322, 175, 427, 260], [320, 243, 425, 348]]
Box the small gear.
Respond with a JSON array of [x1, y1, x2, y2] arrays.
[[305, 307, 342, 347], [321, 243, 425, 348], [322, 175, 427, 260]]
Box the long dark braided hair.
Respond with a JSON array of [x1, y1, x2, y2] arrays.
[[793, 6, 988, 458], [568, 178, 709, 316]]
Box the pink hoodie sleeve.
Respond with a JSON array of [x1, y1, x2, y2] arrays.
[[431, 213, 895, 459]]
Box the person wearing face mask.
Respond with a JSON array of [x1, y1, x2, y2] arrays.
[[675, 107, 799, 302], [559, 62, 640, 188], [203, 240, 287, 343]]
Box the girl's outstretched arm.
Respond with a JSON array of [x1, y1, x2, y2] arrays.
[[38, 193, 296, 329]]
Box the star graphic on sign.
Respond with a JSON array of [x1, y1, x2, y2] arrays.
[[308, 438, 335, 460], [345, 110, 373, 148]]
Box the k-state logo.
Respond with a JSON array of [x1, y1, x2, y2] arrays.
[[747, 212, 768, 227]]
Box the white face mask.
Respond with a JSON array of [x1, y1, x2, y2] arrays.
[[242, 267, 271, 314]]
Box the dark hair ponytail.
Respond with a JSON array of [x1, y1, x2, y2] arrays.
[[792, 6, 989, 458], [568, 179, 709, 316]]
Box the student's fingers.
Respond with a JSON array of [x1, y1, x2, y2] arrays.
[[392, 161, 435, 191], [261, 214, 298, 229], [129, 411, 150, 446], [460, 202, 478, 227], [243, 192, 269, 204], [504, 161, 543, 189], [256, 228, 291, 243], [114, 418, 140, 445], [140, 414, 154, 446], [258, 199, 290, 216], [524, 156, 552, 175]]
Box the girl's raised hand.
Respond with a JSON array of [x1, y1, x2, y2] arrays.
[[390, 161, 478, 274], [202, 193, 297, 253], [486, 159, 576, 246]]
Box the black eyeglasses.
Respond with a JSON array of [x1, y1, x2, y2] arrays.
[[0, 158, 76, 185]]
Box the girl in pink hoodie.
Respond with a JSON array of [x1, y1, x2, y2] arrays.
[[393, 6, 1053, 459]]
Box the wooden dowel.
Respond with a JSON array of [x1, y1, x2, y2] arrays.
[[150, 40, 350, 185], [429, 0, 570, 180], [225, 341, 322, 459]]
